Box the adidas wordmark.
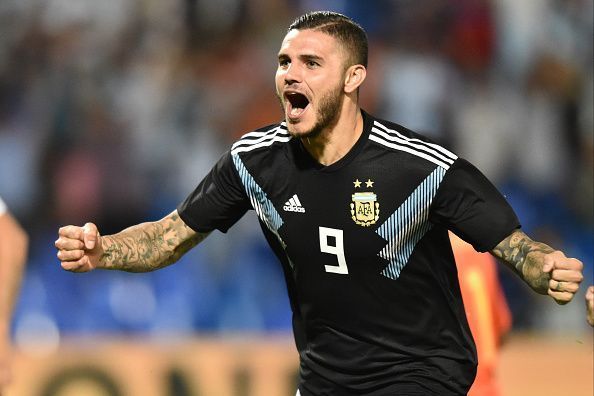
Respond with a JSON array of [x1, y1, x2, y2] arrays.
[[283, 194, 305, 213]]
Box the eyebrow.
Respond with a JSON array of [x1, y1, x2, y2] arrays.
[[301, 54, 324, 63], [277, 53, 325, 63]]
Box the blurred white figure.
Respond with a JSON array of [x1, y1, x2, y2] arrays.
[[0, 196, 28, 393]]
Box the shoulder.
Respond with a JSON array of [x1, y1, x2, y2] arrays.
[[367, 116, 458, 170], [230, 122, 292, 156]]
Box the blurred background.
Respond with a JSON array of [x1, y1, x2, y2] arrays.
[[0, 0, 592, 395]]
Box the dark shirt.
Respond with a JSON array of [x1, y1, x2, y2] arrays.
[[178, 111, 520, 395]]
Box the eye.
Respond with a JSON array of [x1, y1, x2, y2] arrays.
[[278, 57, 290, 68], [306, 60, 320, 68]]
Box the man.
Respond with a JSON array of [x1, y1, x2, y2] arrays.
[[0, 196, 28, 394], [56, 11, 584, 395], [450, 233, 511, 396]]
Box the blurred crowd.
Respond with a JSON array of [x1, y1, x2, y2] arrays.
[[0, 0, 592, 345]]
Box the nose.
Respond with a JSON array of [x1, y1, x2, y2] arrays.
[[283, 63, 302, 85]]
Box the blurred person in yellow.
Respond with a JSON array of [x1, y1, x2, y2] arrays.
[[0, 196, 28, 395], [55, 11, 585, 395], [586, 286, 594, 327], [450, 232, 511, 396]]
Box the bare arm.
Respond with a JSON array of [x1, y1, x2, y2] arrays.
[[491, 230, 555, 294], [56, 210, 210, 273], [0, 210, 28, 389], [99, 211, 209, 272], [491, 229, 583, 304]]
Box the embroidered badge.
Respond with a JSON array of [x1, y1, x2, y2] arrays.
[[350, 179, 379, 227]]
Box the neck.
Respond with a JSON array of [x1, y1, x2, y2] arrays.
[[301, 104, 363, 166]]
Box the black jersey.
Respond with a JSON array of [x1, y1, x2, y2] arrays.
[[178, 111, 520, 395]]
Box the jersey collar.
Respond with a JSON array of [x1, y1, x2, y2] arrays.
[[294, 109, 373, 172]]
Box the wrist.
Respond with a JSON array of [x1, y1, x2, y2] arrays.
[[97, 235, 118, 270]]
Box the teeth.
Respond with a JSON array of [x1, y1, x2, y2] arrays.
[[285, 92, 309, 119]]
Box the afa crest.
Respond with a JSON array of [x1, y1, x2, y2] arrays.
[[350, 179, 379, 226]]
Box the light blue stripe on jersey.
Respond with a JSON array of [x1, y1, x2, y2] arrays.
[[376, 167, 446, 280], [231, 153, 286, 249]]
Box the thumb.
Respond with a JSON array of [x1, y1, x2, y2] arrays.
[[82, 222, 98, 250], [542, 254, 555, 273]]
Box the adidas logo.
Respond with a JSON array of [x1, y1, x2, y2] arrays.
[[283, 194, 305, 213]]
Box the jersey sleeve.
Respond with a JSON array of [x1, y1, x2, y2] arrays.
[[177, 151, 251, 233], [429, 158, 520, 252]]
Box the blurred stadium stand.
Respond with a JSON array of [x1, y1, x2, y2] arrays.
[[0, 0, 591, 365]]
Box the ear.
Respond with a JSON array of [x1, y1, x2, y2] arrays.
[[344, 65, 367, 94]]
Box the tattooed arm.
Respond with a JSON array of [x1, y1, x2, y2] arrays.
[[55, 210, 209, 273], [491, 229, 583, 304]]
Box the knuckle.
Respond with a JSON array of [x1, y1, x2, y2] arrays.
[[576, 260, 584, 270], [548, 279, 557, 288], [577, 273, 583, 283]]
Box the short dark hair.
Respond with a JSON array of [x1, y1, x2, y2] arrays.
[[288, 11, 368, 68]]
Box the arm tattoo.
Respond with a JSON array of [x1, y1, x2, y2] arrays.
[[491, 230, 554, 294], [99, 211, 209, 272]]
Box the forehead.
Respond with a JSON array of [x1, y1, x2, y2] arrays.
[[278, 29, 344, 58]]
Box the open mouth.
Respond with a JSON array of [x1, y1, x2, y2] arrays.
[[285, 92, 310, 119]]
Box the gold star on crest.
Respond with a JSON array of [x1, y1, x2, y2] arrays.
[[365, 179, 374, 188], [353, 179, 362, 188]]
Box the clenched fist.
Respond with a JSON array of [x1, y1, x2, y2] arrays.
[[55, 223, 103, 272], [542, 251, 583, 305]]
